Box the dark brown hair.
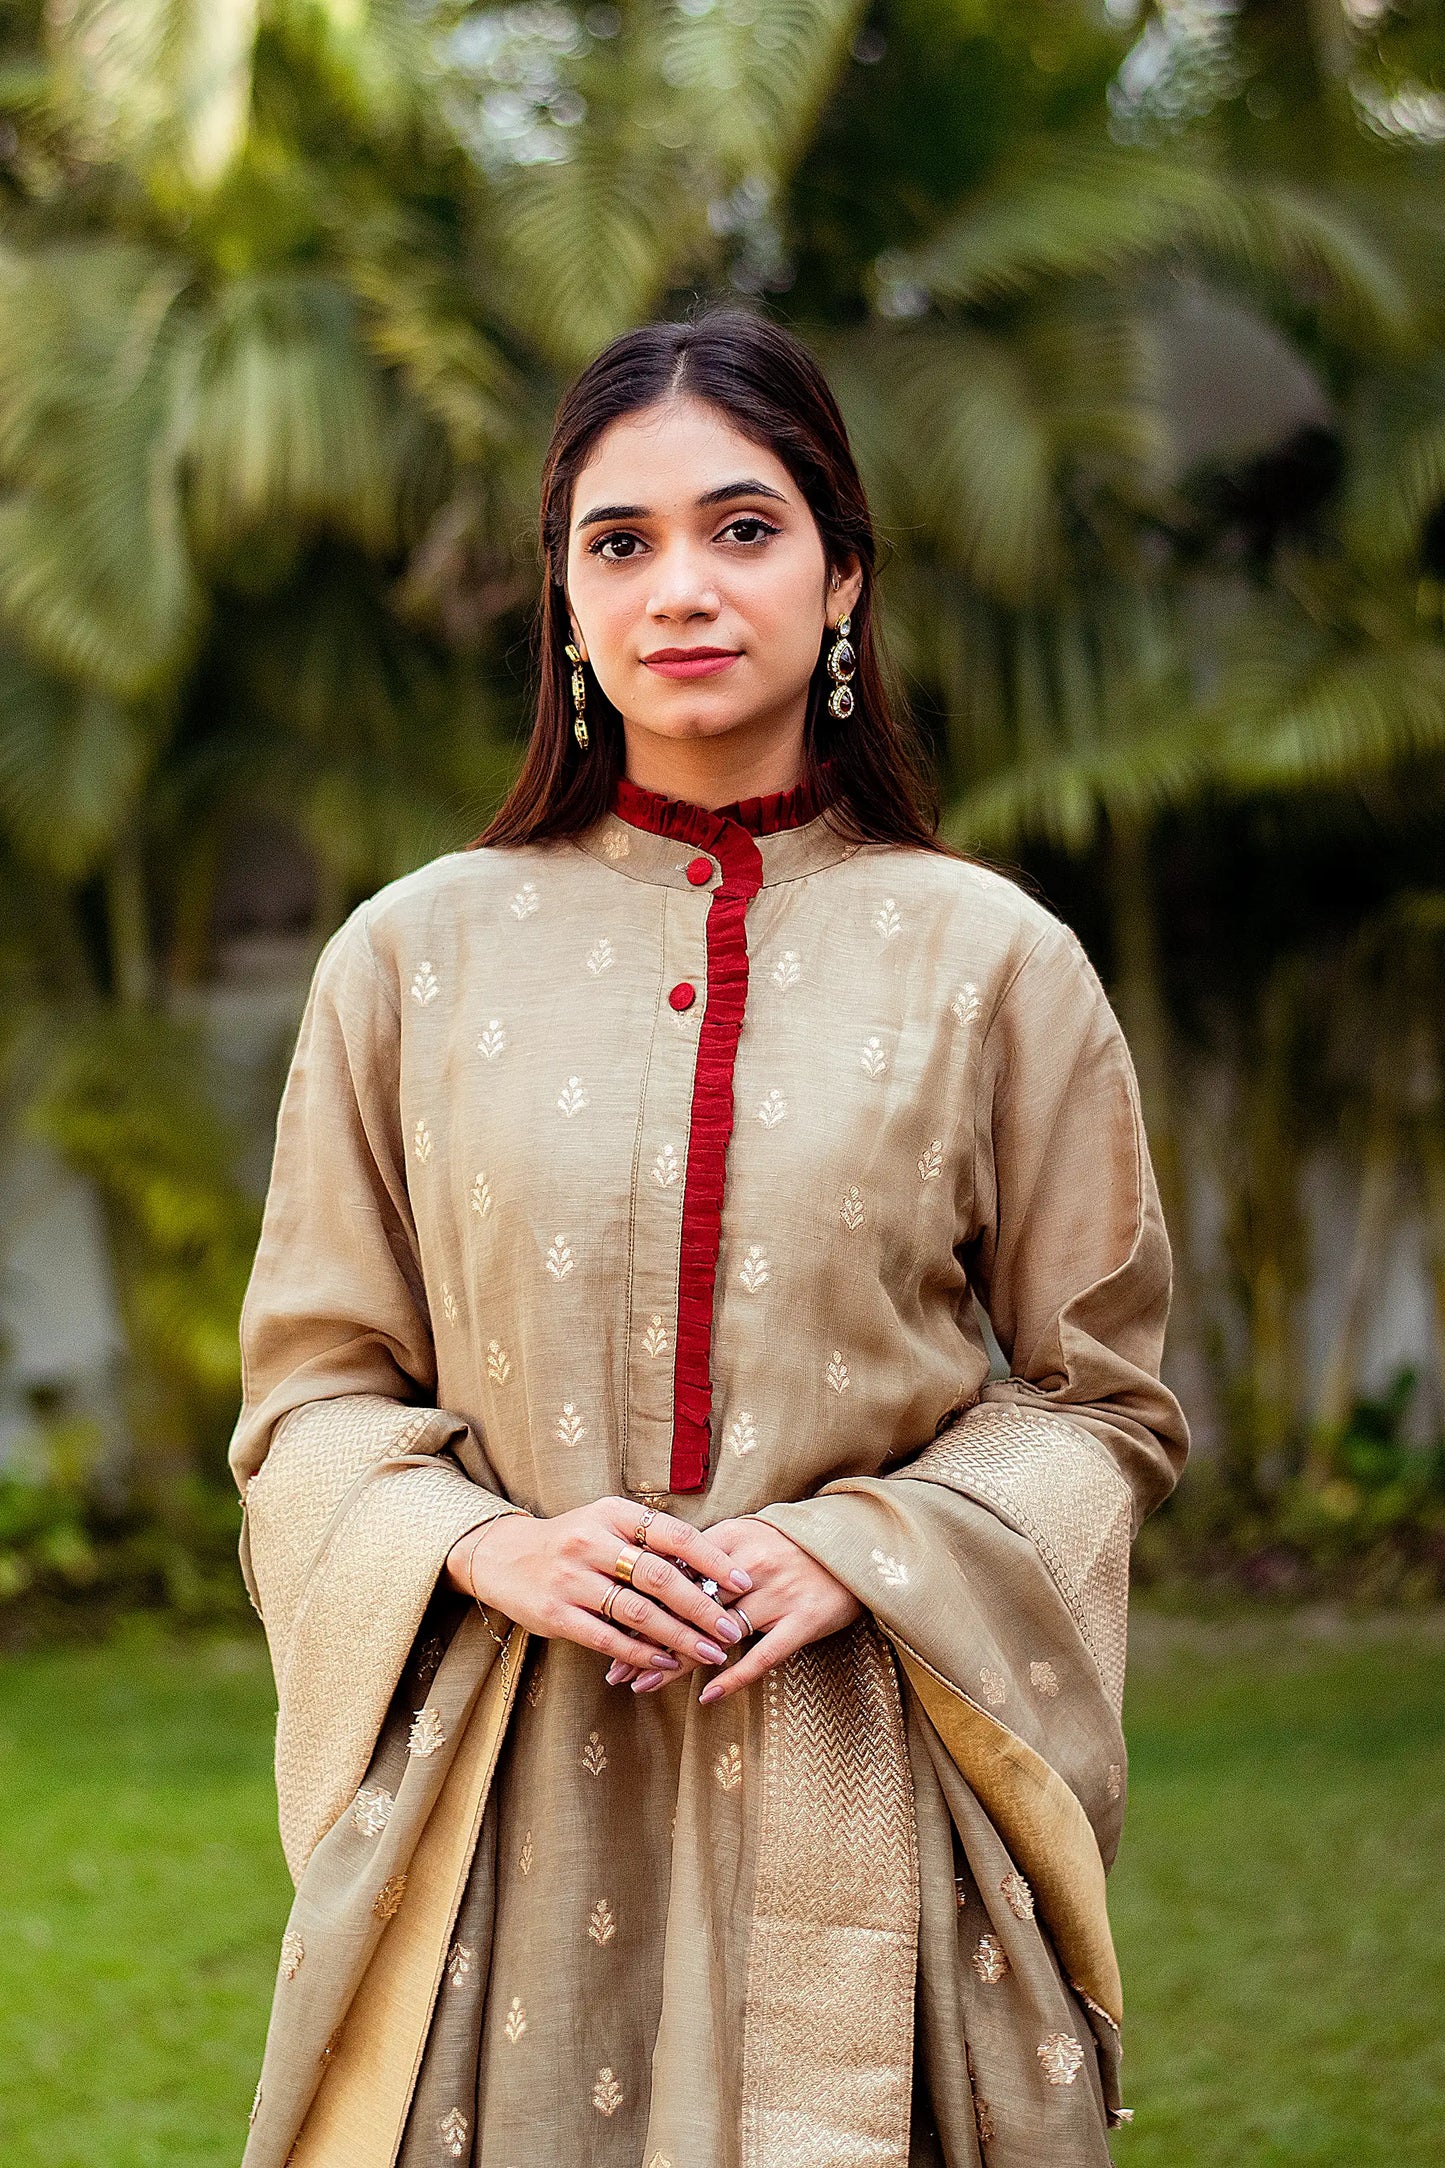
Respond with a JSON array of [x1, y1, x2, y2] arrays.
[[473, 309, 941, 851]]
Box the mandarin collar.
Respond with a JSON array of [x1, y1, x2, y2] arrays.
[[573, 773, 857, 890]]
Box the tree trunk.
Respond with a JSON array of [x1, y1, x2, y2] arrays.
[[1105, 816, 1220, 1451], [104, 834, 153, 1008], [1310, 1057, 1398, 1462]]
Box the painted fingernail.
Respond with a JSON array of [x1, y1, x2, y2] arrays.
[[697, 1639, 727, 1665], [605, 1663, 624, 1684], [653, 1653, 681, 1669], [715, 1614, 744, 1644], [699, 1682, 723, 1704], [729, 1570, 754, 1592], [631, 1671, 665, 1692]]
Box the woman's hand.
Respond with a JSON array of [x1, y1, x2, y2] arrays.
[[445, 1500, 754, 1678], [607, 1517, 861, 1702]]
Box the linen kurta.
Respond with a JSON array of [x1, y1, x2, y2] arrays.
[[231, 779, 1188, 2168]]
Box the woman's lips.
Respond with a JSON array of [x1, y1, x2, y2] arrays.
[[642, 649, 741, 680]]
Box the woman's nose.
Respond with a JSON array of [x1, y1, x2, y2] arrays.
[[647, 541, 720, 619]]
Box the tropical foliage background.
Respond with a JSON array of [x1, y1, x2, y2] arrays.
[[1, 0, 1443, 1628]]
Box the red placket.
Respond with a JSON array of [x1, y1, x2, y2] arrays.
[[612, 774, 824, 1491]]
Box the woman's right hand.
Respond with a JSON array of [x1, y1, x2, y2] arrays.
[[445, 1499, 754, 1677]]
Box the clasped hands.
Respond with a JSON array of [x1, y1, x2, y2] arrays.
[[445, 1496, 860, 1706]]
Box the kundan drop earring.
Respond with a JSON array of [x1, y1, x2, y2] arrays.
[[826, 614, 856, 719], [564, 642, 590, 750]]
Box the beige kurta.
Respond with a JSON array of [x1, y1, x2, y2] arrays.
[[230, 783, 1187, 2168]]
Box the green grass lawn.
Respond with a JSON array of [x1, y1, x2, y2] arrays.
[[0, 1612, 1441, 2167]]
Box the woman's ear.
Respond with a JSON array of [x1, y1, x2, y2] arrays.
[[829, 557, 864, 624], [563, 596, 587, 663]]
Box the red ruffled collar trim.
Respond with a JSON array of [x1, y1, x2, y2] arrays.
[[612, 771, 827, 843]]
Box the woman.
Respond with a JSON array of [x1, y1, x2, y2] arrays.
[[232, 311, 1187, 2168]]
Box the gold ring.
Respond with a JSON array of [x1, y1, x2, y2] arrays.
[[613, 1544, 645, 1586], [634, 1505, 660, 1546], [600, 1582, 623, 1622]]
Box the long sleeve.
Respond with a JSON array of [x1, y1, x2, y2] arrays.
[[229, 902, 521, 1879]]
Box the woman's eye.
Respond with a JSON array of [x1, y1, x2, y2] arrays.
[[591, 532, 645, 562], [719, 517, 780, 545]]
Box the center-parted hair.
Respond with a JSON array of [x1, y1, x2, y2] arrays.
[[473, 309, 940, 851]]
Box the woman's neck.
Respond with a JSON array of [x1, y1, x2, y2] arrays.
[[619, 719, 806, 814]]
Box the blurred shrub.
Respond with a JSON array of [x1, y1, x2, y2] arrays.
[[1137, 1368, 1445, 1605]]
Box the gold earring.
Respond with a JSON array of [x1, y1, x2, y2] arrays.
[[826, 614, 855, 720], [564, 642, 589, 750]]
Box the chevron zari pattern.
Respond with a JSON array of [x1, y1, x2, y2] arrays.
[[741, 1619, 920, 2168], [907, 1406, 1133, 1714]]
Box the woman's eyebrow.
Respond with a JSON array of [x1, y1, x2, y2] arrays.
[[696, 479, 788, 509]]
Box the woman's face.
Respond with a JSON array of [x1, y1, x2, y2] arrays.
[[563, 393, 861, 763]]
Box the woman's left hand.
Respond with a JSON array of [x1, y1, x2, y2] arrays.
[[605, 1517, 861, 1703]]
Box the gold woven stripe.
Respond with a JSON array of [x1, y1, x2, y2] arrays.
[[741, 1619, 920, 2167]]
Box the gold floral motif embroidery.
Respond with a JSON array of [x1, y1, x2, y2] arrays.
[[917, 1138, 944, 1181], [441, 1281, 459, 1327], [413, 1118, 433, 1163], [416, 1634, 446, 1687], [525, 1664, 543, 1709], [952, 983, 982, 1028], [470, 1170, 493, 1217], [1037, 2033, 1086, 2087], [771, 948, 801, 989], [954, 1874, 968, 1910], [757, 1087, 788, 1127], [1107, 1762, 1123, 1800], [1001, 1871, 1035, 1921], [651, 1143, 680, 1188], [509, 881, 539, 920], [556, 1402, 586, 1448], [476, 1018, 507, 1062], [409, 1706, 446, 1757], [503, 1997, 527, 2044], [739, 1245, 771, 1292], [486, 1339, 512, 1385], [352, 1785, 393, 1838], [446, 1941, 474, 1985], [647, 2155, 674, 2168], [874, 897, 903, 941], [556, 1074, 588, 1117], [642, 1315, 668, 1357], [519, 1829, 534, 1875], [826, 1349, 852, 1393], [280, 1928, 305, 1980], [979, 1667, 1007, 1708], [592, 2067, 624, 2117], [410, 961, 439, 1006], [372, 1874, 407, 1922], [972, 1933, 1010, 1985], [871, 1545, 908, 1586], [545, 1234, 574, 1280], [975, 2093, 997, 2145], [714, 1741, 743, 1791], [726, 1410, 758, 1456], [1030, 1660, 1061, 1699], [859, 1035, 888, 1078], [438, 2107, 469, 2157], [249, 2079, 263, 2127], [589, 1897, 616, 1945], [582, 1730, 608, 1776], [604, 827, 630, 860], [840, 1184, 865, 1230], [586, 936, 614, 975]]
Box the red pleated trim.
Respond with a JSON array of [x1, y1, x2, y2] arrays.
[[612, 774, 823, 1489]]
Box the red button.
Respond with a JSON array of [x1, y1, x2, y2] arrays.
[[668, 981, 697, 1012], [685, 855, 713, 886]]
